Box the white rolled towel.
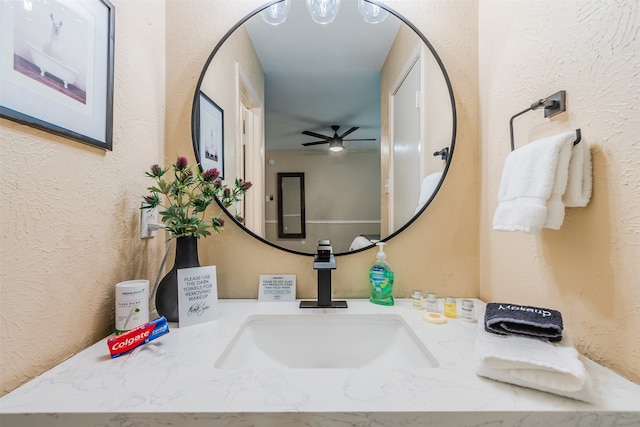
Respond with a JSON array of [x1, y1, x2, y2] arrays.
[[475, 320, 596, 403], [563, 139, 592, 207], [493, 131, 576, 233], [414, 172, 443, 215], [349, 235, 373, 251]]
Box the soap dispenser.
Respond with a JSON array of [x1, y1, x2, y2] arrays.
[[369, 242, 394, 306]]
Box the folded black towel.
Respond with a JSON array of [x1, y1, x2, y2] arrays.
[[484, 302, 563, 342]]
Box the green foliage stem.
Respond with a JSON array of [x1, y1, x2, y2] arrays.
[[142, 157, 251, 239]]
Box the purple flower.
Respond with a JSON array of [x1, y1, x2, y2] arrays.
[[150, 164, 162, 176], [202, 168, 220, 182], [142, 193, 159, 208], [241, 180, 252, 191], [175, 156, 188, 170], [213, 217, 225, 227], [223, 188, 232, 198]]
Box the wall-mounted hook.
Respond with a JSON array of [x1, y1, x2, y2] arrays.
[[433, 147, 449, 160], [572, 129, 582, 145]]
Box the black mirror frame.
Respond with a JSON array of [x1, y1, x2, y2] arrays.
[[191, 0, 457, 257]]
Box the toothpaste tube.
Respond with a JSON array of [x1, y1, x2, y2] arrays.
[[107, 316, 169, 358]]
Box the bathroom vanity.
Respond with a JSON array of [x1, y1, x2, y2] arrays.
[[1, 299, 639, 426]]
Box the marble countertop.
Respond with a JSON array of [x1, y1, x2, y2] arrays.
[[1, 299, 639, 426]]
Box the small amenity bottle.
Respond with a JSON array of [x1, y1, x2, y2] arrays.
[[369, 242, 395, 306], [425, 292, 438, 312], [412, 290, 424, 310], [444, 296, 457, 318]]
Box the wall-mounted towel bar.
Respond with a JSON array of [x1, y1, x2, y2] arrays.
[[509, 90, 581, 151]]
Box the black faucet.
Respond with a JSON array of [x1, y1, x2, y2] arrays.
[[300, 240, 348, 308]]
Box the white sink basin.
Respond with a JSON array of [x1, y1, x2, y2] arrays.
[[215, 314, 439, 369]]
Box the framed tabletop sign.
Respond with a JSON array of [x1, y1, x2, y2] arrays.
[[258, 275, 296, 302], [177, 265, 219, 328], [0, 0, 115, 150], [195, 91, 224, 178]]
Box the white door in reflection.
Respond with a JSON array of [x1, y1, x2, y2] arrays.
[[391, 55, 421, 232]]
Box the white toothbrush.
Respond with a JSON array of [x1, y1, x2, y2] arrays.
[[123, 307, 140, 330]]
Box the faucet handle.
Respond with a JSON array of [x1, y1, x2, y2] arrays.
[[316, 240, 332, 262]]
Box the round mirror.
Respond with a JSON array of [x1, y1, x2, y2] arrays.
[[192, 0, 456, 256]]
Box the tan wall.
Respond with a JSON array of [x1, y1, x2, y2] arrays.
[[0, 0, 167, 395], [479, 0, 640, 382]]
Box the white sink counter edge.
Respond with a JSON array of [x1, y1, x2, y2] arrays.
[[1, 299, 639, 426]]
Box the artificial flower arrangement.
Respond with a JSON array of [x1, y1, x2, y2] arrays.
[[142, 156, 252, 238]]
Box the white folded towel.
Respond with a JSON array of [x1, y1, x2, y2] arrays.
[[475, 321, 596, 403], [493, 131, 578, 233], [563, 140, 593, 207], [349, 235, 373, 251], [414, 172, 443, 215]]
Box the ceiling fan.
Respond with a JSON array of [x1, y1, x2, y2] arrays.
[[301, 125, 376, 152]]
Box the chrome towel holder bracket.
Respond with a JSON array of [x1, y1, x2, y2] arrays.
[[509, 90, 581, 151]]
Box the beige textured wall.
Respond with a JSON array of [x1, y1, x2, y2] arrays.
[[0, 1, 167, 395], [166, 0, 480, 303], [479, 0, 640, 382]]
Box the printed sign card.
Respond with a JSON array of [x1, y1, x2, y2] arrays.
[[177, 266, 218, 327], [258, 275, 296, 301]]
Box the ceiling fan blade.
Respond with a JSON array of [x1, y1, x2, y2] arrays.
[[342, 138, 377, 142], [302, 140, 329, 146], [302, 130, 331, 140], [338, 126, 359, 139]]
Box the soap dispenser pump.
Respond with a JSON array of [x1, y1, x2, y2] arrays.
[[369, 242, 395, 306]]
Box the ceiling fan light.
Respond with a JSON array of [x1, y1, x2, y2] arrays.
[[261, 0, 291, 26], [306, 0, 340, 25], [329, 140, 344, 152], [358, 0, 388, 24]]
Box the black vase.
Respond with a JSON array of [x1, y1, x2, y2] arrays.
[[155, 236, 200, 322]]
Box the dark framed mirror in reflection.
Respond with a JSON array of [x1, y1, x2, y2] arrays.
[[277, 172, 306, 239], [191, 0, 456, 256]]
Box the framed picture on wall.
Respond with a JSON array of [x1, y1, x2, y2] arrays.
[[196, 91, 225, 179], [0, 0, 115, 150]]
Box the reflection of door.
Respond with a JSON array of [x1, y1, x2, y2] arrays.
[[390, 53, 421, 232], [238, 64, 264, 237]]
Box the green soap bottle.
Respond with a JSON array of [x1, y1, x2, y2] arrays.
[[369, 242, 394, 306]]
